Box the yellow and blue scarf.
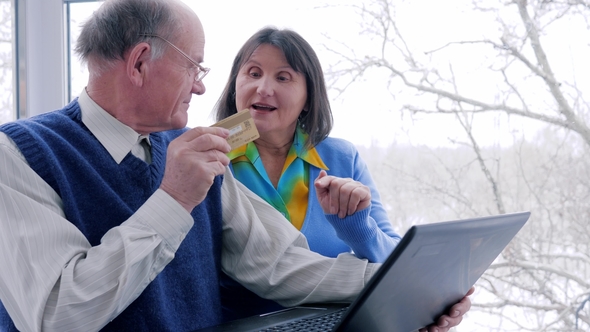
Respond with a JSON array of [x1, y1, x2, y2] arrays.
[[228, 126, 328, 230]]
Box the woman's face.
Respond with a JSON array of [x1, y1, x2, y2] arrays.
[[235, 44, 307, 140]]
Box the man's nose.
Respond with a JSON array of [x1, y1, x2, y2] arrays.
[[193, 80, 206, 95]]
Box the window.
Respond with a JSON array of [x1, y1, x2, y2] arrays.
[[0, 0, 13, 124], [66, 1, 101, 101]]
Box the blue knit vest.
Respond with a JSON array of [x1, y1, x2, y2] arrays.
[[0, 100, 224, 331]]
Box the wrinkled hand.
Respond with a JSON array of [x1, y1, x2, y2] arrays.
[[313, 170, 371, 218], [419, 286, 475, 332], [160, 127, 230, 212]]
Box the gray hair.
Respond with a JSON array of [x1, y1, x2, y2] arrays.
[[75, 0, 181, 71]]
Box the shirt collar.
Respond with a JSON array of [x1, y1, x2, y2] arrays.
[[79, 88, 150, 164], [227, 126, 328, 170], [293, 126, 328, 170]]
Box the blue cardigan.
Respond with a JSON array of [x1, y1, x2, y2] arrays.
[[220, 136, 401, 321], [0, 101, 224, 331]]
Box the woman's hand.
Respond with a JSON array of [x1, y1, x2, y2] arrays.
[[314, 170, 371, 218], [419, 287, 475, 332]]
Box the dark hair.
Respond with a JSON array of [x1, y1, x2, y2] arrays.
[[214, 27, 333, 148], [74, 0, 180, 65]]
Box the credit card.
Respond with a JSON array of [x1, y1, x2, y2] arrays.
[[211, 110, 260, 150]]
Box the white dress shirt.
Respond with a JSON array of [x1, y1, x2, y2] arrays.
[[0, 89, 379, 332]]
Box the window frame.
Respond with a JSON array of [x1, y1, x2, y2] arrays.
[[12, 0, 96, 119]]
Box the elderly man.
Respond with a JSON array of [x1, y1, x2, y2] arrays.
[[0, 0, 471, 331]]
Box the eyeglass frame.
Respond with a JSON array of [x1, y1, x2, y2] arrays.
[[139, 33, 210, 83]]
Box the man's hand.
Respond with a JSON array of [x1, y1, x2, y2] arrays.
[[160, 127, 231, 212], [314, 170, 371, 218], [419, 286, 475, 332]]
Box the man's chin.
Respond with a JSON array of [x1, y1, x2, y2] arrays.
[[171, 115, 189, 129]]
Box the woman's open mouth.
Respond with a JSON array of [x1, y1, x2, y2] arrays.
[[252, 103, 277, 112]]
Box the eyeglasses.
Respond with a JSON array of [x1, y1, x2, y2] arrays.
[[140, 34, 210, 83]]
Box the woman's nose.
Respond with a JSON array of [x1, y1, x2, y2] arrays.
[[256, 77, 274, 97]]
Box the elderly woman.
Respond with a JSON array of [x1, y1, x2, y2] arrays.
[[214, 27, 402, 321]]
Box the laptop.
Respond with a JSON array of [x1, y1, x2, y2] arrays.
[[195, 211, 531, 332]]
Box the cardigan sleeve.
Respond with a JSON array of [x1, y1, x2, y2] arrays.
[[316, 138, 402, 263]]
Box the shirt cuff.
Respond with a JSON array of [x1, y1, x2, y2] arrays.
[[366, 262, 381, 282]]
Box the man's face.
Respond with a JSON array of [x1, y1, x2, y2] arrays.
[[136, 13, 206, 133]]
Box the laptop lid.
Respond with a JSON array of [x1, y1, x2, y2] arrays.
[[194, 211, 530, 332], [334, 211, 530, 332]]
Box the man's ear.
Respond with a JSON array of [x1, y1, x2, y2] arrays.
[[126, 42, 152, 87]]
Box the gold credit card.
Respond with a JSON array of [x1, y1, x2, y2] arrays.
[[211, 110, 260, 150]]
